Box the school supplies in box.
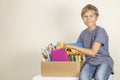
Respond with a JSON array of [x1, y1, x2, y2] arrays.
[[41, 42, 84, 77], [51, 49, 68, 61], [56, 42, 84, 61], [41, 42, 84, 62], [41, 43, 55, 62]]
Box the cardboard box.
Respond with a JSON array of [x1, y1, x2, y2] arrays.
[[41, 61, 83, 77]]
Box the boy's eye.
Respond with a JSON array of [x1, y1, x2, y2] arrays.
[[84, 16, 88, 18]]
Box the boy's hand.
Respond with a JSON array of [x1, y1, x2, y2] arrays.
[[63, 43, 74, 50]]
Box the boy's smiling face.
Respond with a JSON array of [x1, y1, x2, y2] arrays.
[[82, 10, 98, 28]]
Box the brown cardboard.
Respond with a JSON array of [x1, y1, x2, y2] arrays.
[[41, 61, 83, 77]]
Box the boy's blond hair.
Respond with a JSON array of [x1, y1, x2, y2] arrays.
[[81, 4, 99, 17]]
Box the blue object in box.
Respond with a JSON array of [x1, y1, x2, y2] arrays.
[[72, 43, 83, 47]]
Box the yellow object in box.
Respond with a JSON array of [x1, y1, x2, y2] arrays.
[[41, 60, 83, 77], [56, 42, 65, 49]]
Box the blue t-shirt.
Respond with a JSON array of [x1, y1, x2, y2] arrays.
[[77, 26, 114, 74]]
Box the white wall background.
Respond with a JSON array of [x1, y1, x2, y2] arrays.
[[0, 0, 120, 80]]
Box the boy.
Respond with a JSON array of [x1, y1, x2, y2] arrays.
[[64, 4, 114, 80]]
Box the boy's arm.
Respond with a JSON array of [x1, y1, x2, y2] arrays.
[[65, 42, 101, 57]]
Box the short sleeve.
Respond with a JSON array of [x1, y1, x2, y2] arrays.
[[76, 31, 84, 43], [95, 28, 108, 46], [76, 34, 81, 43]]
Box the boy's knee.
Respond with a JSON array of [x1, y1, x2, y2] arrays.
[[94, 76, 103, 80], [94, 74, 108, 80], [79, 75, 90, 80]]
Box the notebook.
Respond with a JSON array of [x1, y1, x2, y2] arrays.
[[51, 49, 68, 61]]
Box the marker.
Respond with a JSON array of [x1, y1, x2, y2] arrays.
[[75, 55, 78, 62]]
